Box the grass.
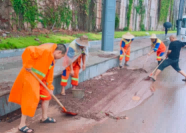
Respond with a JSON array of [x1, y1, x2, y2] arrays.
[[0, 31, 176, 50]]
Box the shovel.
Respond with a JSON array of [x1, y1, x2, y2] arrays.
[[142, 55, 148, 71], [30, 71, 77, 116], [144, 58, 166, 80]]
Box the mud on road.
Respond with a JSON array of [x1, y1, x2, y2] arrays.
[[51, 67, 151, 121], [0, 53, 157, 124]]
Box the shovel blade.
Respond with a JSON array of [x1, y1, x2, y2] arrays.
[[144, 76, 151, 81], [62, 110, 78, 116]]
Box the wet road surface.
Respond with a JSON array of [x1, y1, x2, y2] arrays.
[[1, 49, 186, 133], [79, 49, 186, 133]]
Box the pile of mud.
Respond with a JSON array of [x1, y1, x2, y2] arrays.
[[51, 67, 137, 121], [0, 67, 145, 122], [132, 68, 148, 73]]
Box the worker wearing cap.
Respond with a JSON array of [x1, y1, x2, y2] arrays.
[[61, 35, 89, 95], [148, 34, 166, 64], [119, 32, 135, 68]]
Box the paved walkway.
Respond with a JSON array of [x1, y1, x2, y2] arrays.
[[0, 37, 153, 83]]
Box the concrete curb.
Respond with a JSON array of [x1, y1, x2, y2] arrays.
[[0, 33, 173, 58]]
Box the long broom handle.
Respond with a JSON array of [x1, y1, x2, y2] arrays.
[[142, 47, 154, 69], [151, 58, 166, 75], [30, 71, 67, 112], [142, 55, 149, 69], [150, 47, 168, 75]]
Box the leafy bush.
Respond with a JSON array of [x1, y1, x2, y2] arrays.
[[115, 14, 120, 29], [123, 27, 129, 31]]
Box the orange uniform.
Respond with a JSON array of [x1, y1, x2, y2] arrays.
[[61, 55, 82, 86], [119, 39, 134, 62], [152, 39, 166, 61], [8, 44, 57, 117]]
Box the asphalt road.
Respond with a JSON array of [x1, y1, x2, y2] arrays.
[[80, 49, 186, 133], [2, 49, 186, 133]]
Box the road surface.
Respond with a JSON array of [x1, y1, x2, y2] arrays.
[[1, 49, 186, 133], [80, 49, 186, 133]]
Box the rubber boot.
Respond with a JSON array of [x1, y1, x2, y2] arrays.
[[119, 62, 122, 69], [124, 62, 129, 67]]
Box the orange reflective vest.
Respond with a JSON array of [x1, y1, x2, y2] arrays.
[[152, 39, 166, 52], [8, 43, 57, 117]]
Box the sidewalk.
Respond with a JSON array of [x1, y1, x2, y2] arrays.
[[0, 35, 171, 83], [0, 38, 155, 94]]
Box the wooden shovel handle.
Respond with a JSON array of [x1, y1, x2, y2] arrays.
[[30, 71, 67, 112], [142, 55, 149, 69], [151, 58, 166, 75], [150, 47, 168, 76]]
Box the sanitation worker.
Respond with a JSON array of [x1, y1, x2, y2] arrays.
[[148, 34, 166, 64], [150, 35, 186, 91], [61, 35, 89, 95], [8, 43, 66, 133], [119, 32, 135, 68]]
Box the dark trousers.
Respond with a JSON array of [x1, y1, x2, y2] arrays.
[[158, 59, 181, 72], [165, 28, 168, 35]]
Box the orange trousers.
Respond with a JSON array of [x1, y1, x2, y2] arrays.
[[40, 81, 51, 101], [61, 63, 80, 86], [157, 51, 165, 61], [119, 47, 130, 62]]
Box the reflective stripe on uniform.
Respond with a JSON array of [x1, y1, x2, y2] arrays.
[[120, 55, 124, 57], [157, 56, 161, 59], [126, 55, 130, 57], [31, 68, 45, 77], [152, 39, 161, 45], [61, 79, 68, 82], [49, 61, 54, 69], [49, 65, 52, 69], [72, 77, 78, 81], [40, 95, 47, 98], [123, 39, 132, 45]]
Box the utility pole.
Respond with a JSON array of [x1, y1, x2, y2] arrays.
[[101, 0, 116, 51], [177, 0, 185, 35]]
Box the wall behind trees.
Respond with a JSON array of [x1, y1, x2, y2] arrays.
[[0, 0, 11, 30], [113, 0, 182, 31], [0, 0, 184, 31]]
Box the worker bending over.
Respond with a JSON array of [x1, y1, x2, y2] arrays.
[[148, 34, 166, 64], [9, 43, 66, 133], [61, 35, 89, 95], [151, 35, 186, 91], [119, 32, 135, 68]]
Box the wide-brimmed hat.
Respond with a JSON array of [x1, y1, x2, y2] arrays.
[[122, 32, 135, 40], [76, 35, 89, 47], [150, 34, 157, 39]]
